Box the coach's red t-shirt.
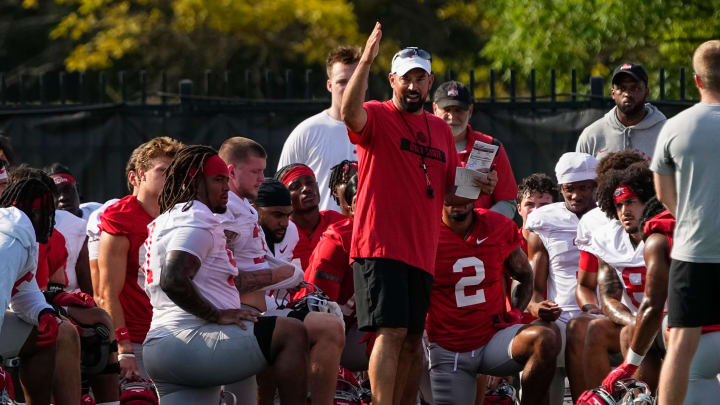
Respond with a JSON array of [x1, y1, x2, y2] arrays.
[[99, 195, 154, 343], [300, 217, 355, 305], [37, 229, 68, 290], [293, 210, 346, 271], [348, 100, 458, 275], [427, 209, 520, 352], [458, 126, 517, 210]]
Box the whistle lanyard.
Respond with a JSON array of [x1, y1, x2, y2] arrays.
[[395, 105, 435, 199]]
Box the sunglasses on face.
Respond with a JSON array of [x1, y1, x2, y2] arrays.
[[393, 47, 432, 63]]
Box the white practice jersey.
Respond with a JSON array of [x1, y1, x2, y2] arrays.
[[575, 207, 610, 252], [218, 192, 270, 273], [525, 202, 584, 322], [0, 207, 53, 329], [54, 210, 88, 291], [270, 220, 299, 264], [584, 220, 646, 314], [85, 198, 119, 261], [144, 201, 240, 341], [79, 202, 103, 221]]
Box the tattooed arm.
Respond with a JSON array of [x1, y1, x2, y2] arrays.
[[598, 257, 634, 326], [504, 247, 533, 311], [160, 250, 257, 326], [234, 265, 295, 294]]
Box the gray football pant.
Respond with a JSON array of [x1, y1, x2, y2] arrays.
[[428, 324, 524, 405], [683, 331, 720, 405], [143, 322, 267, 404]]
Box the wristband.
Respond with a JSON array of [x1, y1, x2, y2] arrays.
[[626, 348, 645, 366], [117, 353, 136, 360], [116, 327, 131, 341]]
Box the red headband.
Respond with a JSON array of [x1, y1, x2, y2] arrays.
[[343, 162, 358, 172], [281, 166, 315, 186], [189, 154, 229, 178], [613, 184, 638, 204], [51, 173, 76, 185]]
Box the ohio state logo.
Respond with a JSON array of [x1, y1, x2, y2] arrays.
[[447, 87, 458, 96]]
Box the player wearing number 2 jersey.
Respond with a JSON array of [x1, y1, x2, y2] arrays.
[[426, 190, 560, 405], [581, 162, 662, 391]]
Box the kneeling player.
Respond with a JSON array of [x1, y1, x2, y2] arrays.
[[426, 190, 560, 405], [142, 146, 308, 404], [581, 163, 661, 391]]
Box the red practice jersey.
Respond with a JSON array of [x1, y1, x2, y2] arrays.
[[37, 229, 68, 290], [300, 217, 354, 305], [293, 210, 346, 271], [427, 209, 521, 352], [99, 195, 154, 343]]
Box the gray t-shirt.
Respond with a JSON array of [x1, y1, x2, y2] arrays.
[[651, 102, 720, 262]]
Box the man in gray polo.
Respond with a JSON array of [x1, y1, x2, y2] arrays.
[[651, 40, 720, 405], [576, 63, 666, 160]]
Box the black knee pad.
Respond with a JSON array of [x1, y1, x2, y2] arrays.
[[78, 322, 117, 378]]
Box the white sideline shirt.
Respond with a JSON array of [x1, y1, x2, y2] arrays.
[[278, 110, 357, 212]]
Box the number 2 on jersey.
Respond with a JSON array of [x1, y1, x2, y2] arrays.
[[453, 257, 486, 307]]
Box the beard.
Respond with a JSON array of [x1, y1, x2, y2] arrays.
[[448, 210, 470, 222], [617, 99, 645, 116], [398, 90, 426, 113]]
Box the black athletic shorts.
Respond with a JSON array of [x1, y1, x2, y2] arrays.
[[352, 258, 433, 334], [667, 260, 720, 328]]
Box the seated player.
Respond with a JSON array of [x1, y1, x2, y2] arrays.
[[274, 164, 346, 270], [219, 138, 342, 405], [581, 163, 661, 391], [525, 152, 598, 404], [300, 174, 368, 371], [327, 160, 358, 217], [0, 160, 8, 195], [98, 136, 182, 379], [142, 145, 308, 404], [567, 150, 649, 399], [0, 176, 81, 405], [426, 189, 560, 405], [256, 179, 299, 263], [601, 198, 720, 402]]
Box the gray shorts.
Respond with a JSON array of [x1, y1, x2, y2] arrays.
[[428, 324, 524, 405], [0, 311, 33, 362], [684, 331, 720, 404], [143, 322, 267, 400]]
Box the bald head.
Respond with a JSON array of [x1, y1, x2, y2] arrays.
[[219, 137, 267, 166], [693, 40, 720, 94]]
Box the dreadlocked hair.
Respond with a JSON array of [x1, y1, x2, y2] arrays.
[[9, 164, 58, 197], [596, 162, 655, 220], [0, 176, 56, 243], [328, 160, 358, 204], [274, 163, 308, 182], [158, 145, 219, 214], [638, 196, 666, 233]]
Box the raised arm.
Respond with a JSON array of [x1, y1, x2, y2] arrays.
[[504, 247, 533, 311], [341, 22, 382, 133], [598, 258, 634, 326]]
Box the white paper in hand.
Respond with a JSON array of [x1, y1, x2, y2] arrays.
[[466, 140, 498, 171]]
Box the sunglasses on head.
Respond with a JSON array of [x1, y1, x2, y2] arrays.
[[393, 47, 432, 62]]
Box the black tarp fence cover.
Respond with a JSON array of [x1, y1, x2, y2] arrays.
[[0, 100, 693, 204]]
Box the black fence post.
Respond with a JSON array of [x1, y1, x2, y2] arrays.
[[0, 73, 5, 105], [590, 76, 604, 108], [304, 69, 311, 99], [489, 69, 496, 103], [179, 79, 193, 104], [19, 73, 26, 105], [99, 71, 106, 103], [119, 71, 126, 103], [161, 71, 168, 105], [223, 70, 230, 98], [60, 71, 66, 104], [509, 69, 516, 102], [79, 71, 86, 104], [468, 70, 475, 99], [680, 67, 686, 100], [659, 68, 665, 100], [39, 73, 45, 104], [264, 69, 271, 99], [285, 69, 292, 99], [204, 70, 212, 97], [571, 68, 577, 102], [530, 69, 536, 103], [140, 70, 147, 104]]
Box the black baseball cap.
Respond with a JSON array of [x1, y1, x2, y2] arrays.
[[612, 63, 648, 85], [433, 80, 472, 110]]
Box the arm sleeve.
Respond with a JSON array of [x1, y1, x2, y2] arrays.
[[304, 238, 348, 302], [262, 254, 304, 291], [165, 227, 214, 261], [347, 103, 374, 146], [0, 243, 26, 319], [650, 129, 674, 175]]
